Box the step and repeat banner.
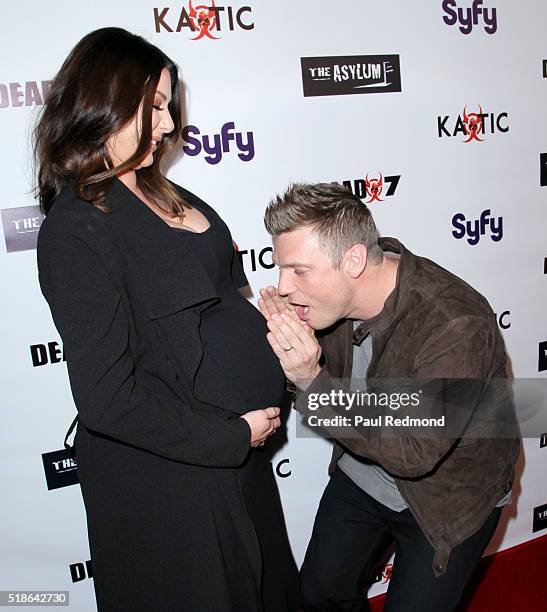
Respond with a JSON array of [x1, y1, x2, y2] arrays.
[[1, 0, 547, 607]]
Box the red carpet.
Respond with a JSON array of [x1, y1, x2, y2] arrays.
[[368, 534, 547, 611]]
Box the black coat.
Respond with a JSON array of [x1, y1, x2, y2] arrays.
[[37, 179, 267, 611]]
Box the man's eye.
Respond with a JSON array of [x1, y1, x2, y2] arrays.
[[294, 269, 306, 276]]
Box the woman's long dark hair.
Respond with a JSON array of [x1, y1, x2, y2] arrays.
[[34, 27, 186, 215]]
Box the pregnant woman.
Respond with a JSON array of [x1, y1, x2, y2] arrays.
[[35, 27, 298, 612]]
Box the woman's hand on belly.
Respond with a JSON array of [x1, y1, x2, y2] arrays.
[[241, 407, 281, 447]]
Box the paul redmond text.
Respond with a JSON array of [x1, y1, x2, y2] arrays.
[[306, 415, 446, 428]]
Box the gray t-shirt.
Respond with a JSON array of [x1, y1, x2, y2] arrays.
[[338, 327, 409, 511], [337, 321, 511, 511]]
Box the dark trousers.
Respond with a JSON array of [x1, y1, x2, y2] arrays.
[[300, 468, 501, 612]]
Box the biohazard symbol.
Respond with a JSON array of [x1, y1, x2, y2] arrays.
[[462, 105, 484, 143], [365, 173, 383, 203], [188, 0, 219, 40], [382, 564, 393, 583]]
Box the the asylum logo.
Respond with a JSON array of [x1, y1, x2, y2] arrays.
[[42, 448, 79, 491], [539, 341, 547, 372], [540, 153, 547, 186], [442, 1, 498, 34], [533, 503, 547, 533], [342, 174, 401, 204], [437, 105, 508, 141], [1, 205, 44, 253], [154, 1, 254, 38], [182, 121, 254, 165], [301, 54, 402, 97], [451, 209, 503, 245], [0, 80, 52, 108]]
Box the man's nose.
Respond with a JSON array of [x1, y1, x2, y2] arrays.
[[277, 270, 294, 297]]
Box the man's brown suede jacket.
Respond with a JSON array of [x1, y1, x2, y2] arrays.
[[295, 237, 520, 576]]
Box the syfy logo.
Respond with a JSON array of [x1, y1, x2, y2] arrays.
[[301, 54, 402, 97], [342, 174, 401, 204], [182, 121, 254, 165], [42, 448, 79, 491], [154, 1, 254, 39], [442, 1, 497, 34], [438, 105, 508, 141], [0, 80, 52, 108], [451, 209, 503, 245], [1, 205, 44, 253], [533, 503, 547, 533]]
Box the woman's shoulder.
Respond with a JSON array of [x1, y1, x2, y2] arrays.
[[38, 184, 114, 254]]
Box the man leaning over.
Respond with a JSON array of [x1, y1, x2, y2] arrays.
[[258, 182, 519, 612]]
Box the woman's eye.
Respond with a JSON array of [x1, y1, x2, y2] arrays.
[[153, 105, 164, 111]]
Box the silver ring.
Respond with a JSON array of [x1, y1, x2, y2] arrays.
[[283, 346, 294, 352]]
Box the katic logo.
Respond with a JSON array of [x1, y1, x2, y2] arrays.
[[300, 54, 402, 97], [182, 121, 254, 165], [42, 448, 79, 491], [1, 205, 44, 253], [539, 341, 547, 372], [275, 459, 291, 478], [442, 0, 497, 34], [494, 310, 510, 330], [540, 154, 547, 186], [0, 80, 52, 108], [234, 243, 273, 272], [370, 562, 393, 585], [452, 209, 503, 245], [342, 174, 401, 204], [154, 1, 254, 38], [533, 503, 547, 533], [438, 105, 508, 141]]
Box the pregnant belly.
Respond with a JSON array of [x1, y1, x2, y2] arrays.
[[198, 293, 286, 410]]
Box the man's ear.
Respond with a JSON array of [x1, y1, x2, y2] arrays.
[[344, 244, 368, 279]]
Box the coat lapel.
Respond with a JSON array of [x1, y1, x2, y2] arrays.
[[105, 179, 245, 412]]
